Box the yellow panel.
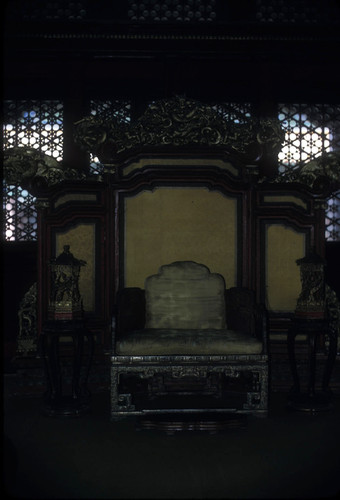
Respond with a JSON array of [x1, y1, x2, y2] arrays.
[[56, 223, 95, 312], [125, 187, 237, 289], [263, 195, 307, 210], [54, 193, 97, 209], [266, 224, 305, 312], [123, 158, 239, 177]]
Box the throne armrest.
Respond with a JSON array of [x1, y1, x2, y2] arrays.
[[254, 302, 269, 354], [225, 287, 269, 354], [115, 287, 145, 340]]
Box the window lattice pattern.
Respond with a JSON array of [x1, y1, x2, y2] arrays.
[[5, 0, 88, 21], [277, 104, 338, 173], [3, 100, 64, 241], [326, 192, 340, 242], [5, 0, 339, 24], [90, 100, 131, 124], [89, 100, 132, 174], [4, 185, 38, 241], [255, 0, 340, 24], [127, 0, 217, 22], [4, 100, 64, 160], [212, 102, 252, 123], [278, 103, 340, 242]]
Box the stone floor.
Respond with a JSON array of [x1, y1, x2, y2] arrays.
[[4, 374, 340, 499]]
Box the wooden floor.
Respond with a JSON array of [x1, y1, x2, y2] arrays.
[[4, 374, 340, 499]]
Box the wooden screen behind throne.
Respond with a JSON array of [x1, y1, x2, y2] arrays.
[[114, 161, 319, 333], [122, 184, 240, 291], [29, 97, 338, 350]]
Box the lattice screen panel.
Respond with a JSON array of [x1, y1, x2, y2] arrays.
[[89, 100, 132, 174], [3, 100, 64, 160], [278, 103, 340, 242], [325, 192, 340, 242], [5, 0, 88, 20], [3, 100, 64, 241], [4, 185, 38, 241], [90, 100, 131, 124], [255, 0, 339, 24], [127, 0, 217, 22]]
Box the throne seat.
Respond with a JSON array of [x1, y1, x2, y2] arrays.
[[116, 328, 263, 356], [111, 261, 269, 419]]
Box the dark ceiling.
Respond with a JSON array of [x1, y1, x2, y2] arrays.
[[3, 0, 340, 104]]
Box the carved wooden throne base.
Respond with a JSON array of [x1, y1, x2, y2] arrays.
[[111, 355, 269, 420]]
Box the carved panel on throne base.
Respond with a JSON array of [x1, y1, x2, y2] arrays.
[[110, 355, 269, 419]]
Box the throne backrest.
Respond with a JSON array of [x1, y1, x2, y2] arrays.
[[145, 261, 226, 329]]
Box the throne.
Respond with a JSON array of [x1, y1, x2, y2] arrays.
[[14, 96, 336, 422], [111, 260, 269, 419]]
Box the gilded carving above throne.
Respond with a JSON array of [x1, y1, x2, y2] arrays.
[[3, 146, 86, 195], [73, 95, 340, 195], [73, 95, 285, 165]]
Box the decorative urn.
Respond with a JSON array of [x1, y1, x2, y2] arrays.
[[295, 249, 326, 319], [48, 245, 86, 321]]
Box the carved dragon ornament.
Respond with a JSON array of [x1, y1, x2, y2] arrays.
[[3, 147, 86, 196], [73, 96, 285, 163], [73, 96, 339, 194], [267, 150, 340, 193], [4, 97, 339, 196]]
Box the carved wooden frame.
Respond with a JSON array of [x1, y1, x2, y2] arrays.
[[111, 354, 269, 419]]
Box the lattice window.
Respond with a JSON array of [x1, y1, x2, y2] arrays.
[[277, 104, 336, 173], [4, 186, 38, 241], [325, 192, 340, 242], [5, 0, 88, 21], [278, 103, 340, 242], [3, 100, 64, 241], [255, 0, 339, 24], [127, 0, 217, 22], [212, 102, 252, 123], [89, 100, 131, 174], [3, 100, 63, 159]]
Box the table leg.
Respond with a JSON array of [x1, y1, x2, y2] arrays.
[[40, 335, 52, 400], [322, 327, 338, 392], [307, 333, 317, 397], [41, 324, 93, 417], [287, 330, 300, 393], [82, 332, 95, 397], [44, 333, 62, 400], [72, 332, 84, 399], [111, 366, 120, 418]]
